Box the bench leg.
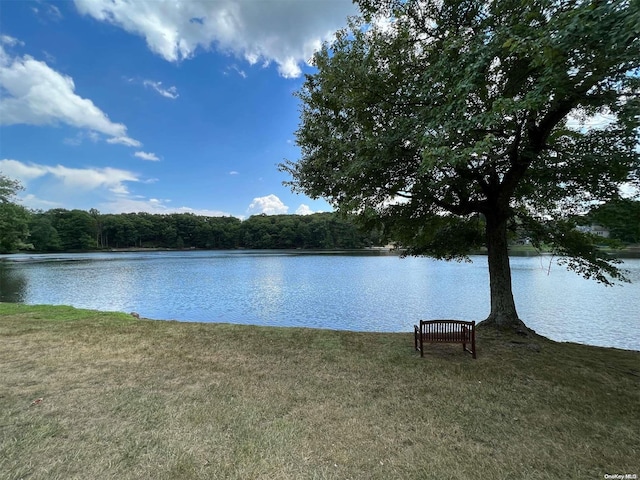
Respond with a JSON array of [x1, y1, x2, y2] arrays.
[[414, 326, 425, 356]]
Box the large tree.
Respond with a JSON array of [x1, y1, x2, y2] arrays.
[[281, 0, 640, 331]]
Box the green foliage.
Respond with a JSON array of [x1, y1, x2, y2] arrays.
[[0, 173, 23, 204], [588, 198, 640, 244], [10, 208, 383, 253], [28, 214, 62, 252], [0, 202, 31, 253], [239, 212, 380, 249], [0, 174, 30, 253], [44, 209, 97, 251], [1, 169, 385, 253], [282, 0, 640, 290], [385, 212, 485, 260], [521, 216, 628, 284]]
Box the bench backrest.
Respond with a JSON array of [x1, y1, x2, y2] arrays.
[[419, 320, 475, 342]]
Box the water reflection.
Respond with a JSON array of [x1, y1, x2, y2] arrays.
[[250, 256, 286, 322], [0, 262, 27, 302]]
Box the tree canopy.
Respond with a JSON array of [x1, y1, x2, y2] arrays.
[[0, 173, 29, 253], [0, 206, 384, 253], [0, 173, 22, 204], [281, 0, 640, 330]]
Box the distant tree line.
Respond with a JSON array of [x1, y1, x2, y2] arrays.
[[2, 203, 639, 254], [1, 173, 638, 254], [6, 208, 386, 253]]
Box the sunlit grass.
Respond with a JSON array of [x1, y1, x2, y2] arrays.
[[1, 303, 638, 479]]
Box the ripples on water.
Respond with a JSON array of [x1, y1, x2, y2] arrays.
[[1, 250, 638, 350]]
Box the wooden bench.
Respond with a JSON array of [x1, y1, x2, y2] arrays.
[[414, 320, 476, 359]]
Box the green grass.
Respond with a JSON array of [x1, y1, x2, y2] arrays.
[[1, 304, 638, 479]]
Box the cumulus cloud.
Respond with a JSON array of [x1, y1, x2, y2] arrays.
[[247, 194, 289, 215], [295, 204, 316, 215], [134, 151, 160, 161], [73, 0, 357, 78], [143, 80, 179, 99], [0, 42, 140, 146]]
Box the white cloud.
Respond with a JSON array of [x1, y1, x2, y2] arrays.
[[0, 159, 48, 181], [64, 130, 101, 146], [98, 196, 232, 216], [42, 51, 57, 64], [134, 151, 160, 161], [21, 193, 63, 210], [295, 204, 316, 215], [1, 158, 239, 217], [247, 194, 289, 215], [106, 136, 142, 147], [143, 80, 179, 99], [1, 35, 24, 47], [73, 0, 357, 78], [171, 206, 232, 217], [47, 4, 63, 21], [53, 164, 136, 193], [31, 3, 63, 22], [0, 43, 140, 146], [229, 171, 239, 175], [0, 158, 140, 195], [224, 64, 247, 78]]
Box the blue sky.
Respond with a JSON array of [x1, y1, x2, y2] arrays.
[[0, 0, 358, 218]]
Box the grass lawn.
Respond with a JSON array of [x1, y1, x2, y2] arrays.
[[1, 304, 638, 479]]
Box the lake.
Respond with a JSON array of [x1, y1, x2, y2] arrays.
[[1, 250, 639, 351]]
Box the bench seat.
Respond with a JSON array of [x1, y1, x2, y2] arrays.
[[414, 320, 476, 358]]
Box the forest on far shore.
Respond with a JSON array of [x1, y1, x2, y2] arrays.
[[2, 197, 638, 255], [18, 209, 387, 253]]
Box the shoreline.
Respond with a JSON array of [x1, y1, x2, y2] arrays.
[[3, 243, 640, 258], [2, 302, 639, 353]]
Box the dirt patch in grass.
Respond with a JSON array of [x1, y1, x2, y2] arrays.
[[1, 304, 638, 479]]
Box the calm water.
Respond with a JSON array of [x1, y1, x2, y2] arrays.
[[1, 250, 639, 351]]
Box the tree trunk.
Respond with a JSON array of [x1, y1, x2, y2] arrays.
[[482, 212, 529, 332]]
